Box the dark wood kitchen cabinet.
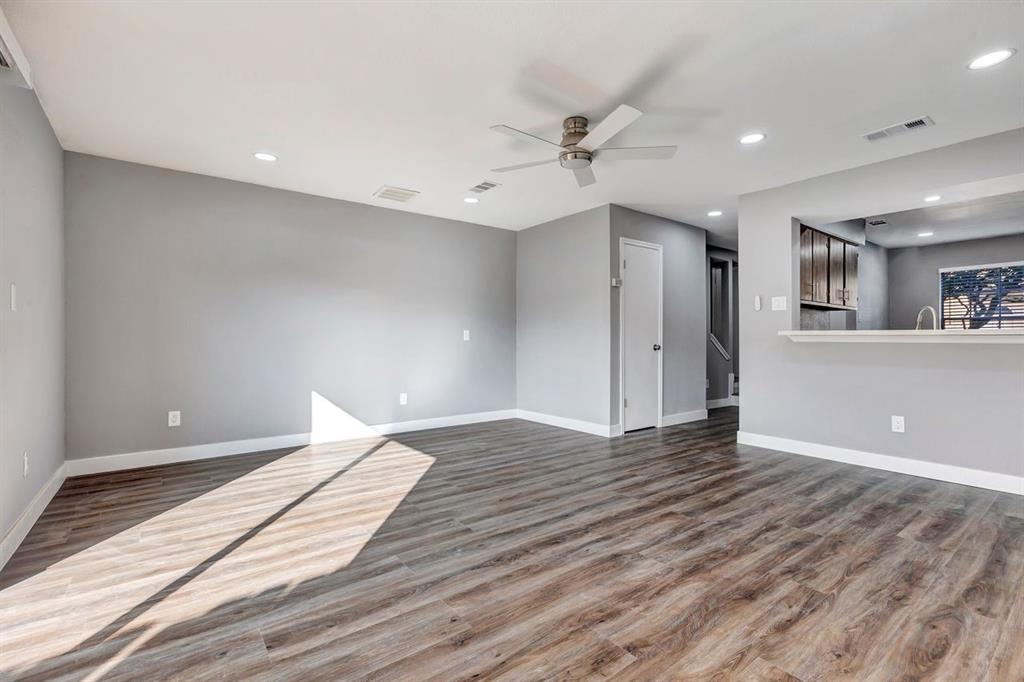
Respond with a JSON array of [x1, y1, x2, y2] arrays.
[[799, 225, 858, 310]]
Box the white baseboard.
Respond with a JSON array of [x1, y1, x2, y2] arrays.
[[1, 463, 67, 571], [515, 410, 613, 437], [376, 409, 518, 435], [737, 431, 1023, 496], [66, 409, 518, 477], [662, 409, 709, 427], [707, 396, 739, 409]]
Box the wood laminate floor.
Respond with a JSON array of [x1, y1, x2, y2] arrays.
[[1, 408, 1021, 680]]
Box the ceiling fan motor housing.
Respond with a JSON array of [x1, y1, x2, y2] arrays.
[[559, 116, 592, 168], [559, 147, 592, 169]]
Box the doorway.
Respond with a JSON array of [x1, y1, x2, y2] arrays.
[[619, 238, 663, 432]]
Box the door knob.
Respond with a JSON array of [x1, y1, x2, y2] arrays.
[[653, 344, 661, 351]]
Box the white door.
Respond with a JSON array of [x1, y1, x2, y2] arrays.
[[621, 240, 662, 432]]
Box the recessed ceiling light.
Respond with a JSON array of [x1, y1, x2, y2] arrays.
[[707, 210, 723, 217], [918, 232, 934, 237], [739, 132, 766, 145], [253, 152, 277, 162], [463, 197, 479, 204], [968, 49, 1016, 70], [924, 195, 941, 202]]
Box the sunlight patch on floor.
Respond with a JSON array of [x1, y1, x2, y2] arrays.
[[0, 396, 434, 677]]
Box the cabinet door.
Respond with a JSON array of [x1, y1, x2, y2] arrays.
[[800, 227, 814, 301], [844, 244, 858, 309], [811, 230, 829, 303], [828, 237, 846, 305]]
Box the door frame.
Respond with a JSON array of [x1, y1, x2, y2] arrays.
[[618, 237, 663, 433]]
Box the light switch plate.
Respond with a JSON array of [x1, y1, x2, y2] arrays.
[[10, 283, 16, 312], [754, 295, 762, 311], [891, 415, 905, 433], [463, 330, 470, 341], [771, 296, 787, 311], [168, 410, 181, 427]]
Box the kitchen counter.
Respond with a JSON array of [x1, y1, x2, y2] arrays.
[[779, 329, 1024, 344]]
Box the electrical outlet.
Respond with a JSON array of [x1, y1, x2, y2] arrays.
[[399, 392, 408, 406], [891, 415, 905, 433], [463, 329, 470, 341], [23, 451, 28, 478], [705, 378, 710, 389], [168, 410, 181, 427]]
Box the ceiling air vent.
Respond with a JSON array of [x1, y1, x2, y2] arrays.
[[372, 186, 419, 203], [469, 180, 501, 194], [867, 219, 888, 226], [862, 116, 935, 142]]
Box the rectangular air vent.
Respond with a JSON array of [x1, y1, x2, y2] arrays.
[[862, 116, 935, 142], [372, 186, 419, 203], [867, 219, 888, 226], [469, 180, 500, 194]]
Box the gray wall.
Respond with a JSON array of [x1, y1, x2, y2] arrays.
[[516, 206, 611, 425], [888, 234, 1024, 329], [64, 153, 516, 460], [739, 129, 1024, 478], [0, 84, 64, 541], [610, 205, 706, 423], [856, 240, 890, 330]]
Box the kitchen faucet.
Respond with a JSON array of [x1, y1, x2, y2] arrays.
[[915, 305, 938, 330]]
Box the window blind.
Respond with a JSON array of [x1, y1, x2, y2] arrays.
[[940, 261, 1024, 329]]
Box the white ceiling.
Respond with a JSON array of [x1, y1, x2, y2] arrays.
[[866, 191, 1024, 249], [4, 1, 1023, 245]]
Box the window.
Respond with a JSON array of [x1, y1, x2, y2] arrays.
[[940, 261, 1024, 329]]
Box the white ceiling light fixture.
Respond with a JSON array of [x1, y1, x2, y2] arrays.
[[253, 151, 277, 162], [707, 210, 723, 217], [968, 49, 1016, 70], [924, 194, 941, 202], [463, 197, 479, 204], [918, 231, 934, 237], [739, 132, 766, 145]]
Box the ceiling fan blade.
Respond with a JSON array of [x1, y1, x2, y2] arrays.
[[573, 166, 597, 188], [490, 158, 558, 173], [490, 125, 562, 149], [577, 104, 643, 151], [596, 146, 677, 161]]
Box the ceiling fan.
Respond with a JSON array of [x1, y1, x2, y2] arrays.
[[490, 104, 677, 188]]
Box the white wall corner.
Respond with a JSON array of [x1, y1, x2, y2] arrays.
[[514, 410, 614, 437], [737, 431, 1023, 496], [1, 463, 66, 571]]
